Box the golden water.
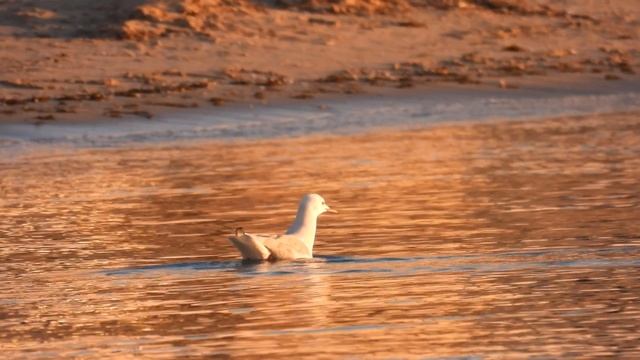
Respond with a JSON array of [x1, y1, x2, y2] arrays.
[[1, 112, 640, 358]]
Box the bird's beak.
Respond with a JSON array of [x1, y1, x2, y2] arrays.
[[326, 206, 338, 214]]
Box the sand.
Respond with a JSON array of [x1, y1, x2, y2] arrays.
[[0, 0, 638, 123]]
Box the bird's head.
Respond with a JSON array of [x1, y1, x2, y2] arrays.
[[301, 193, 337, 217]]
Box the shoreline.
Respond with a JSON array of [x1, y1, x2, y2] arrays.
[[2, 75, 639, 151]]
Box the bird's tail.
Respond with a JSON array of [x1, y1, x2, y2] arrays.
[[228, 232, 271, 260]]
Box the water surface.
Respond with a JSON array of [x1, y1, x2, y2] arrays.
[[1, 111, 639, 358]]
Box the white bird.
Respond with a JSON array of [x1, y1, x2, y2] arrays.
[[228, 193, 337, 261]]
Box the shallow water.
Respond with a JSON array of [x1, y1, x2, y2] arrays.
[[1, 111, 640, 358]]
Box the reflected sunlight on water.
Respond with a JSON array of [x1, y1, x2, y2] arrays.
[[1, 112, 639, 358]]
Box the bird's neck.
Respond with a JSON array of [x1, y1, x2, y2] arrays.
[[285, 205, 317, 251]]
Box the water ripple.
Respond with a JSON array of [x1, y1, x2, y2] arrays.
[[1, 111, 640, 358]]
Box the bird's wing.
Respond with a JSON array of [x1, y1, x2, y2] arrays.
[[263, 234, 312, 260], [228, 233, 274, 260]]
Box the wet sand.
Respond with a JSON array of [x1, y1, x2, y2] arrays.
[[1, 110, 639, 358], [2, 77, 640, 149], [1, 0, 639, 124]]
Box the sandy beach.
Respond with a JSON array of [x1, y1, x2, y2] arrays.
[[1, 0, 638, 123]]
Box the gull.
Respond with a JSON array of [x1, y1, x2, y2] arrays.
[[228, 193, 337, 260]]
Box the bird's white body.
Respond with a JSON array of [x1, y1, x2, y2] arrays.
[[228, 194, 336, 260]]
